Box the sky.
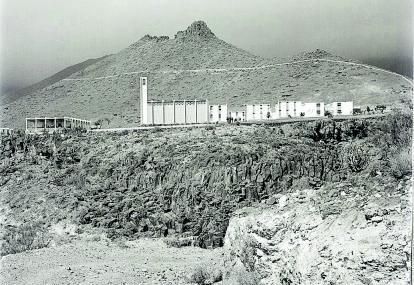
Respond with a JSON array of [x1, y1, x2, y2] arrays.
[[1, 0, 412, 93]]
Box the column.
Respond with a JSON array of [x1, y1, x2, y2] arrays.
[[151, 101, 154, 125], [195, 100, 198, 123], [173, 101, 176, 124], [184, 100, 187, 124], [162, 100, 165, 125]]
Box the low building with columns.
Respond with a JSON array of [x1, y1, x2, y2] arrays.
[[25, 117, 91, 134]]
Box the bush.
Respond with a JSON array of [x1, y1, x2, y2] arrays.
[[187, 263, 222, 285], [389, 148, 412, 179], [344, 143, 370, 173], [1, 222, 50, 256]]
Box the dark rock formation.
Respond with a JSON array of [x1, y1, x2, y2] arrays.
[[174, 20, 216, 41]]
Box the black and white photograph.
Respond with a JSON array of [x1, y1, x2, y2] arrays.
[[0, 1, 412, 284]]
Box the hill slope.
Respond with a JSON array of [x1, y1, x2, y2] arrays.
[[1, 55, 109, 105], [1, 21, 412, 129]]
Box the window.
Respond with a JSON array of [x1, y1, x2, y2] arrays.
[[210, 114, 213, 119], [219, 114, 221, 119], [337, 110, 342, 114], [142, 78, 146, 85], [218, 106, 222, 111], [210, 106, 213, 110], [317, 110, 321, 115], [316, 103, 320, 107]]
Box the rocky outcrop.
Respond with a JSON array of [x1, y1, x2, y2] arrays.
[[223, 177, 411, 284], [175, 20, 216, 41], [0, 114, 411, 252]]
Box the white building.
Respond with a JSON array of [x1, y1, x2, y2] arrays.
[[301, 102, 324, 117], [229, 111, 246, 122], [209, 104, 228, 123], [246, 104, 271, 121], [274, 101, 324, 118], [325, 101, 353, 116]]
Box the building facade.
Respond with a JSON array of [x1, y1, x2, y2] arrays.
[[274, 101, 324, 118], [26, 117, 91, 134], [246, 104, 271, 121], [146, 99, 209, 125], [0, 128, 13, 135], [209, 104, 228, 123], [229, 111, 246, 122], [325, 101, 354, 116], [140, 77, 209, 125]]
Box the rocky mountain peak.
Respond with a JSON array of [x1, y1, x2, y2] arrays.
[[174, 20, 216, 41]]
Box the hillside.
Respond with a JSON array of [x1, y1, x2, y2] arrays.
[[1, 21, 412, 129], [1, 55, 109, 105]]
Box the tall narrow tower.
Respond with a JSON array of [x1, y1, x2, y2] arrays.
[[140, 77, 148, 125]]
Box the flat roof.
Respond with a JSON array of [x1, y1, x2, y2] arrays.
[[147, 99, 207, 104], [26, 117, 91, 122]]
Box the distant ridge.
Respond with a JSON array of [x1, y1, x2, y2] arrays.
[[1, 21, 412, 129], [2, 55, 109, 105]]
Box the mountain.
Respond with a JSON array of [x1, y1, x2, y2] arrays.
[[1, 21, 412, 129], [1, 55, 109, 105]]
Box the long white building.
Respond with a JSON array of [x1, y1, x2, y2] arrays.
[[209, 104, 228, 123], [246, 104, 271, 121], [274, 101, 324, 118], [229, 111, 246, 122], [325, 101, 353, 116]]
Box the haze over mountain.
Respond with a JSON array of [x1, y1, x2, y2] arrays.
[[1, 21, 412, 129]]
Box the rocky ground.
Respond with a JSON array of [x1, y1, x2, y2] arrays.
[[0, 238, 221, 285], [223, 176, 412, 284], [0, 113, 411, 284]]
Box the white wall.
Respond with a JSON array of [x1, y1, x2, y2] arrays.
[[246, 104, 271, 121], [275, 101, 325, 118], [229, 111, 246, 121], [301, 102, 324, 117], [209, 104, 228, 123], [325, 101, 353, 116], [275, 101, 301, 118]]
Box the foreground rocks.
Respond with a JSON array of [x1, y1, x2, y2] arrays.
[[223, 176, 411, 284]]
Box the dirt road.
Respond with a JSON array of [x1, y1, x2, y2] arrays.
[[0, 238, 222, 285]]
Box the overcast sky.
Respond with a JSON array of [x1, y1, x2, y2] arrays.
[[1, 0, 412, 93]]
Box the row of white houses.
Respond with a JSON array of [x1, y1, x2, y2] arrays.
[[211, 101, 353, 123], [140, 77, 354, 124]]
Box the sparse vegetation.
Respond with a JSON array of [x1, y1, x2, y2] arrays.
[[344, 143, 370, 173], [389, 147, 412, 179], [1, 222, 50, 256], [187, 263, 222, 285]]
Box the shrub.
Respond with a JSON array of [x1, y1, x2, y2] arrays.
[[1, 222, 50, 256], [344, 143, 370, 173], [187, 263, 222, 285], [389, 148, 412, 179]]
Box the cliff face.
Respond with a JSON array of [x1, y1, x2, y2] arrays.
[[223, 176, 411, 284], [1, 114, 411, 253]]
